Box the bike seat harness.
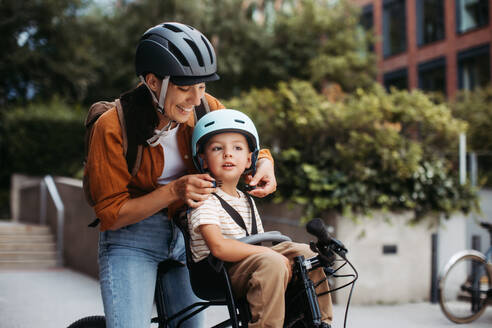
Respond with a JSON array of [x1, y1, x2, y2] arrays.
[[211, 192, 258, 236]]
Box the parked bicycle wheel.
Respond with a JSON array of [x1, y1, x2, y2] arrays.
[[67, 315, 106, 328], [438, 251, 491, 323]]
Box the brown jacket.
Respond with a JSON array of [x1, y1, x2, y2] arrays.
[[85, 93, 272, 231]]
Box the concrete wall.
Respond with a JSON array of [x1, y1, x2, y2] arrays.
[[53, 177, 99, 278], [335, 211, 436, 305], [11, 174, 99, 278]]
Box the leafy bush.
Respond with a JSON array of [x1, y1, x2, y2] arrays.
[[0, 98, 85, 191], [450, 85, 492, 186], [227, 80, 477, 221]]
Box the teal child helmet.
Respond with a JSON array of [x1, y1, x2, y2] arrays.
[[192, 109, 260, 175]]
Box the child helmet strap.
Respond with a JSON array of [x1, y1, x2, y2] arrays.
[[211, 193, 258, 236]]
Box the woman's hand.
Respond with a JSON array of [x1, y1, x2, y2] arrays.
[[171, 173, 216, 207], [244, 158, 277, 198]]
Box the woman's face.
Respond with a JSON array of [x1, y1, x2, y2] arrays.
[[146, 73, 206, 125], [162, 82, 206, 123]]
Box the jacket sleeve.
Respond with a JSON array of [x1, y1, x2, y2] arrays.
[[86, 109, 132, 230]]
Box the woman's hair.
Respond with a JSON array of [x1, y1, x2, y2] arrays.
[[120, 84, 158, 147]]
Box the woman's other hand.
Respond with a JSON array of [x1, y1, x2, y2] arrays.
[[172, 174, 216, 207], [244, 158, 277, 198]]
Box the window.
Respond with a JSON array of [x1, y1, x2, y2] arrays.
[[417, 0, 445, 46], [418, 57, 446, 95], [360, 4, 374, 31], [384, 68, 408, 91], [383, 0, 407, 57], [359, 4, 374, 52], [458, 44, 490, 90], [456, 0, 489, 33]]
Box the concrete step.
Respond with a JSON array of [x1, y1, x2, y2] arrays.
[[0, 259, 57, 269], [0, 235, 54, 243], [0, 221, 58, 269], [0, 251, 57, 261], [0, 242, 56, 251], [0, 222, 51, 235]]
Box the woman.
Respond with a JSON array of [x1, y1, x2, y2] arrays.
[[85, 22, 276, 328]]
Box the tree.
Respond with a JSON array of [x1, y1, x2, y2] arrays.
[[206, 0, 377, 96], [0, 0, 99, 105], [1, 0, 376, 105]]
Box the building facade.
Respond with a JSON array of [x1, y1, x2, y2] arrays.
[[352, 0, 492, 98]]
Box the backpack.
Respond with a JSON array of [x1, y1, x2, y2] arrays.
[[82, 97, 210, 207]]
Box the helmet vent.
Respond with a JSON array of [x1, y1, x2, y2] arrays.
[[163, 24, 183, 33], [184, 39, 204, 67], [234, 119, 245, 124], [204, 121, 215, 127], [168, 42, 190, 67], [201, 36, 214, 65]]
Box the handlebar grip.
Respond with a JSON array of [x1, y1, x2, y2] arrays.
[[306, 218, 332, 245], [306, 218, 347, 255]]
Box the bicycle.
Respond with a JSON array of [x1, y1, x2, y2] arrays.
[[67, 218, 357, 328], [438, 221, 492, 323]]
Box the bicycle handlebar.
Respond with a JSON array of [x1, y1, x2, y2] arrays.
[[306, 218, 347, 257]]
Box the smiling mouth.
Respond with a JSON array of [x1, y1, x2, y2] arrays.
[[223, 163, 235, 167], [177, 105, 193, 113]]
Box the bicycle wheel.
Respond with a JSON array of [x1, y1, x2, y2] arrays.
[[67, 315, 106, 328], [438, 251, 491, 324]]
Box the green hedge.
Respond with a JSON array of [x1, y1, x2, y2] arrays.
[[227, 80, 478, 221], [0, 99, 85, 216]]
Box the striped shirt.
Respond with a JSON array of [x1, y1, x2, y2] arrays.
[[188, 187, 264, 262]]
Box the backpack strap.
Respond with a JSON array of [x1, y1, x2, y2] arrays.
[[115, 99, 127, 155], [194, 96, 211, 123], [131, 144, 143, 176], [211, 192, 258, 236]]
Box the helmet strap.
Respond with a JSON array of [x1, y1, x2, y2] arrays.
[[247, 151, 259, 176], [140, 75, 178, 146], [157, 76, 169, 113], [139, 75, 170, 115]]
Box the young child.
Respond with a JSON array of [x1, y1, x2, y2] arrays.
[[189, 109, 333, 328]]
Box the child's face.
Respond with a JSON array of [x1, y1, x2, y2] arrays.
[[201, 132, 252, 183]]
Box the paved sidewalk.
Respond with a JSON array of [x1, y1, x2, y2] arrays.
[[1, 268, 491, 328]]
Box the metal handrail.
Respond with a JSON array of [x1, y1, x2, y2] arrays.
[[40, 175, 65, 266]]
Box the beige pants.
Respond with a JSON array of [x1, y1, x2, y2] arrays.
[[227, 241, 333, 328]]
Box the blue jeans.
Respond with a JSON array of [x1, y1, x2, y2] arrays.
[[98, 213, 203, 328]]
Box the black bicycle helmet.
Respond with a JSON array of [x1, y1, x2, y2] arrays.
[[135, 22, 219, 86]]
